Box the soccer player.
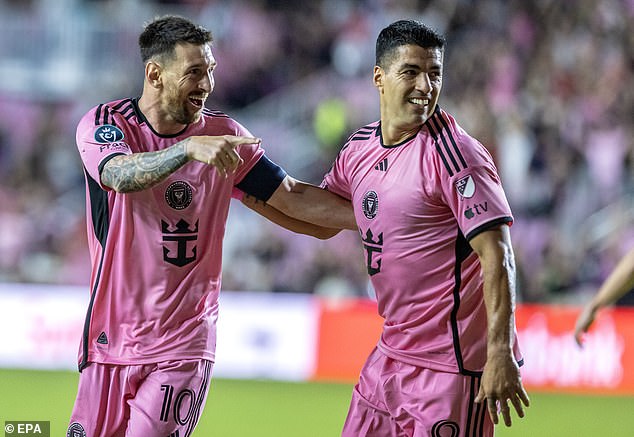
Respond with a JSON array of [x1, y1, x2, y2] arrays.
[[247, 20, 529, 436], [574, 247, 634, 346], [67, 15, 354, 437]]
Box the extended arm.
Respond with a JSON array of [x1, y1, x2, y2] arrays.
[[241, 194, 342, 239], [265, 176, 357, 231], [471, 224, 529, 427], [574, 247, 634, 346], [101, 135, 260, 192]]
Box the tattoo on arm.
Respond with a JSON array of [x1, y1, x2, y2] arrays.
[[101, 140, 190, 192]]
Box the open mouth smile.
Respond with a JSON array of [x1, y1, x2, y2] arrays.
[[408, 97, 429, 106], [188, 95, 206, 109]]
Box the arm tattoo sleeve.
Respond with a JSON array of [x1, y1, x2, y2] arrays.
[[101, 140, 189, 192]]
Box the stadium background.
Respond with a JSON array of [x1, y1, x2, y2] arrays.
[[0, 0, 633, 435]]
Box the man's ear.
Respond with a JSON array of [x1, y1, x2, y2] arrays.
[[373, 66, 383, 90], [145, 61, 162, 88]]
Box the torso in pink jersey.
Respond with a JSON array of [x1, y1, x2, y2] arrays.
[[76, 98, 264, 370], [322, 107, 522, 374]]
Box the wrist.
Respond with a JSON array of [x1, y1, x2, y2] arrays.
[[486, 343, 513, 358], [181, 138, 191, 160]]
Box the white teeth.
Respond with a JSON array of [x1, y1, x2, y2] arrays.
[[189, 96, 205, 107], [409, 98, 428, 105]]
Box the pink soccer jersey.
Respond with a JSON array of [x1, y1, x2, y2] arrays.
[[75, 98, 264, 370], [322, 107, 523, 374]]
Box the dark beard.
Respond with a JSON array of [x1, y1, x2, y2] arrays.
[[170, 105, 199, 125], [164, 91, 201, 125]]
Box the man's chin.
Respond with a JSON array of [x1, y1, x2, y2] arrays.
[[179, 110, 202, 125], [190, 112, 202, 123]]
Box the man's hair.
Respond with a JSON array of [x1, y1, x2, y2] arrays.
[[139, 15, 213, 64], [375, 20, 445, 68]]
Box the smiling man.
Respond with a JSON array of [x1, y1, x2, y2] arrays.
[[322, 20, 530, 436], [236, 20, 530, 436], [67, 15, 354, 437]]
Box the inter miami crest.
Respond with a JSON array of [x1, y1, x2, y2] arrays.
[[165, 181, 193, 210], [67, 422, 87, 437], [94, 124, 124, 143], [362, 191, 379, 219]]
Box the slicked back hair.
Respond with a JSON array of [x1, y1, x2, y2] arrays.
[[139, 15, 213, 64], [376, 20, 445, 69]]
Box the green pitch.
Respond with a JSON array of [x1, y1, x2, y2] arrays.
[[1, 368, 633, 436]]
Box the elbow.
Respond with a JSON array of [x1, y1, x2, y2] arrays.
[[104, 180, 132, 194], [313, 228, 341, 240]]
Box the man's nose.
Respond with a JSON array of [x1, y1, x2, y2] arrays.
[[416, 73, 432, 93], [200, 71, 214, 93]]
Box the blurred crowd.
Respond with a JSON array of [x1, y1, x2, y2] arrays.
[[0, 0, 633, 304]]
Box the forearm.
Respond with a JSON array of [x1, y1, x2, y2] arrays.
[[483, 258, 516, 355], [472, 227, 516, 355], [267, 177, 357, 230], [242, 195, 341, 239], [101, 140, 189, 192], [590, 248, 634, 310]]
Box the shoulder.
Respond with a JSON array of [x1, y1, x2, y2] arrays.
[[88, 99, 136, 126], [424, 108, 494, 176], [199, 108, 252, 136], [337, 121, 381, 156]]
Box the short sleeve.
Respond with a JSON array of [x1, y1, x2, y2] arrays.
[[76, 107, 132, 189], [226, 121, 265, 185], [439, 139, 513, 240], [320, 147, 352, 201]]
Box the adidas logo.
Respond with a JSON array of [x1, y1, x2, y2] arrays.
[[374, 158, 388, 171], [97, 332, 108, 345]]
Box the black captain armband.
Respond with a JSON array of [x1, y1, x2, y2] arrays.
[[236, 155, 287, 202]]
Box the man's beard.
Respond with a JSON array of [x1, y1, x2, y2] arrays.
[[164, 92, 201, 125]]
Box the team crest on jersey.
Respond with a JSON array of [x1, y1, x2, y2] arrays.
[[165, 181, 193, 210], [67, 422, 86, 437], [455, 174, 475, 198], [362, 191, 379, 219], [94, 124, 125, 143], [431, 419, 459, 437]]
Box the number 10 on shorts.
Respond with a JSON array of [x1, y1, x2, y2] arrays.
[[160, 384, 199, 425]]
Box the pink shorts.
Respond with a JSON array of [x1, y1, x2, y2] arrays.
[[342, 348, 492, 437], [67, 359, 213, 437]]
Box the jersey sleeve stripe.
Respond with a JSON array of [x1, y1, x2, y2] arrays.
[[437, 112, 468, 169], [202, 109, 230, 118], [427, 120, 455, 176], [111, 98, 132, 111], [350, 135, 372, 141], [94, 104, 103, 126], [430, 115, 462, 174], [433, 141, 454, 176], [112, 100, 135, 120], [348, 124, 378, 142], [94, 99, 136, 127], [103, 105, 112, 126]]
